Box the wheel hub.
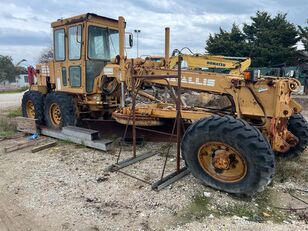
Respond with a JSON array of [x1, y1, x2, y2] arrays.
[[212, 150, 230, 170], [26, 100, 35, 118], [197, 142, 247, 183], [49, 103, 61, 127]]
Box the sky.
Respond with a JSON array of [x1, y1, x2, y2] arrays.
[[0, 0, 307, 66]]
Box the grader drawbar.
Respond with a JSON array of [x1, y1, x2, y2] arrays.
[[22, 13, 308, 196]]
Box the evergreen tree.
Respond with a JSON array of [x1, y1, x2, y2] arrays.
[[206, 11, 299, 67], [298, 20, 308, 51], [243, 11, 299, 66], [206, 24, 248, 57]]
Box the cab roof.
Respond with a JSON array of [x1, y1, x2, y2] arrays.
[[51, 13, 119, 28]]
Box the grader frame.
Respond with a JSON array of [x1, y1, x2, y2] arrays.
[[23, 13, 308, 195]]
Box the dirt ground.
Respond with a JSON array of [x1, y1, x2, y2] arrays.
[[0, 92, 24, 111], [0, 101, 308, 230]]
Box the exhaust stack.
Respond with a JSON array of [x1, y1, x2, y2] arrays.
[[165, 27, 170, 67]]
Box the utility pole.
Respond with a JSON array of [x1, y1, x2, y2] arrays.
[[134, 29, 141, 57]]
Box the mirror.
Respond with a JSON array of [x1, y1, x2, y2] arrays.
[[125, 32, 133, 49], [129, 34, 133, 47]]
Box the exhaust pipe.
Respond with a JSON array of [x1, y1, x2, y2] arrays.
[[165, 27, 170, 67]]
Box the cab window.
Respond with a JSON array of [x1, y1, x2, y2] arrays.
[[54, 28, 65, 61], [88, 26, 119, 60], [68, 25, 82, 60]]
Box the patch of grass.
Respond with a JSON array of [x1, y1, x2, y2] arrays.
[[215, 190, 286, 223], [174, 193, 212, 226], [57, 139, 74, 145], [173, 189, 287, 227], [254, 189, 286, 223], [275, 155, 308, 183], [74, 143, 88, 149], [0, 117, 16, 137], [57, 139, 87, 149], [6, 107, 22, 118], [0, 87, 28, 94], [219, 203, 258, 220], [190, 194, 212, 216]]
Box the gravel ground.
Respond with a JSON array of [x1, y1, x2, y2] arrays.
[[0, 96, 307, 230], [0, 138, 307, 230]]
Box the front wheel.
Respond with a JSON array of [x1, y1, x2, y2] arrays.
[[181, 115, 275, 196], [21, 91, 44, 124], [44, 92, 78, 129]]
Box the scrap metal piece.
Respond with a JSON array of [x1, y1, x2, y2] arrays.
[[106, 152, 157, 172], [152, 167, 190, 191]]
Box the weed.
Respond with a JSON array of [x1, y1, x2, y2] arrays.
[[174, 193, 212, 226], [0, 86, 28, 94], [57, 139, 74, 145], [219, 203, 258, 221], [0, 117, 16, 137], [216, 190, 286, 223], [6, 107, 22, 118], [275, 155, 308, 183]]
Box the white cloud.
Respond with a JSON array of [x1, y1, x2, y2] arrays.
[[0, 0, 307, 64]]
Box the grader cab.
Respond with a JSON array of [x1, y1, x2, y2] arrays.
[[22, 13, 308, 196]]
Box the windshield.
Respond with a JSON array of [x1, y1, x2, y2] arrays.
[[88, 26, 119, 60]]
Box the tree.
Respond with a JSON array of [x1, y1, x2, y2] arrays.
[[206, 11, 300, 67], [206, 24, 248, 57], [38, 47, 53, 63], [0, 55, 16, 83], [243, 11, 299, 67], [298, 20, 308, 51]]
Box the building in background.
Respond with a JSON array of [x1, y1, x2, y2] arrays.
[[15, 74, 29, 88]]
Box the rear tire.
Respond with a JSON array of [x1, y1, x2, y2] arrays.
[[280, 113, 308, 158], [21, 91, 44, 124], [181, 115, 275, 196], [44, 92, 77, 129]]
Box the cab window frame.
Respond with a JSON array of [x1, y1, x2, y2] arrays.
[[87, 25, 119, 61], [54, 28, 66, 62], [69, 65, 81, 88], [68, 24, 82, 61]]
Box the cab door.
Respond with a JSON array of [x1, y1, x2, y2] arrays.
[[53, 24, 85, 93], [53, 27, 66, 92], [66, 24, 84, 93]]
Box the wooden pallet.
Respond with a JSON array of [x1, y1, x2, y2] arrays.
[[4, 137, 46, 153], [15, 117, 38, 134]]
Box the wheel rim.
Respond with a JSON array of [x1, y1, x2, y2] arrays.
[[197, 141, 247, 183], [49, 103, 61, 127], [26, 100, 35, 118]]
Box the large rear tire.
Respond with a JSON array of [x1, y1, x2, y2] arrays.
[[21, 91, 44, 124], [44, 92, 77, 129], [281, 113, 308, 158], [181, 115, 275, 196]]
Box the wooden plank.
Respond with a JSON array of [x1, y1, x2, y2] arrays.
[[31, 141, 57, 153], [41, 127, 112, 151], [4, 137, 46, 153], [15, 117, 38, 134], [0, 133, 25, 142]]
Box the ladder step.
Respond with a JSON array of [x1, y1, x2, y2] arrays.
[[62, 126, 100, 141]]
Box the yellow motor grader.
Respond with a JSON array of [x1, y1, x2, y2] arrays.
[[22, 13, 308, 195]]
